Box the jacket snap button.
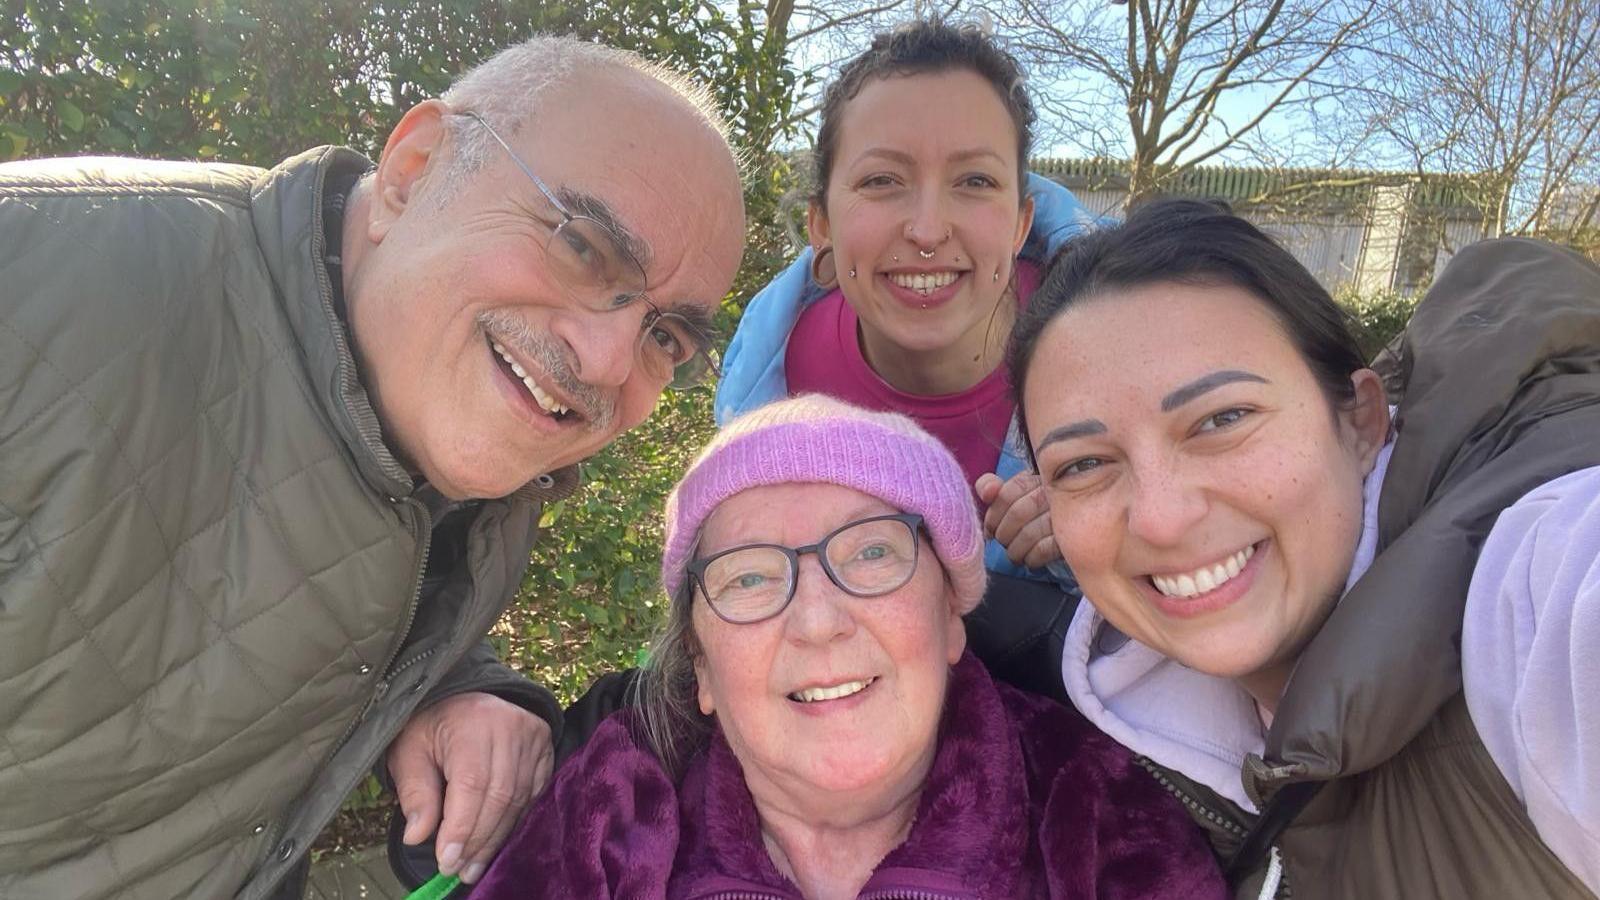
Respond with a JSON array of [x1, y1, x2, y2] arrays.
[[252, 823, 265, 835], [357, 663, 372, 675], [277, 839, 295, 861]]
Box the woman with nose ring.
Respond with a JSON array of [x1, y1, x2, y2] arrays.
[[470, 395, 1225, 899], [716, 20, 1104, 606]]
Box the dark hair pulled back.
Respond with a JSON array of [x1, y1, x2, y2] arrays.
[[812, 20, 1035, 205], [1008, 198, 1369, 463]]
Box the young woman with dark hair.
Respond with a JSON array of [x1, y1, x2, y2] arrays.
[[1009, 198, 1600, 898]]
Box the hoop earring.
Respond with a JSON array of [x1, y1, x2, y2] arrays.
[[809, 246, 838, 290]]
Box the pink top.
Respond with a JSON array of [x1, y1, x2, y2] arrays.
[[785, 261, 1042, 489]]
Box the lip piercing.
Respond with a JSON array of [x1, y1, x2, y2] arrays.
[[918, 249, 935, 259], [892, 255, 899, 262]]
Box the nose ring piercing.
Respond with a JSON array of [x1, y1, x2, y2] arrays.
[[918, 249, 935, 259]]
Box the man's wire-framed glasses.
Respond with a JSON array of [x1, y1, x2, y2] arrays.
[[686, 513, 927, 624], [458, 110, 719, 389]]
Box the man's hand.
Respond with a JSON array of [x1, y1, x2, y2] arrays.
[[387, 691, 554, 884], [975, 471, 1061, 570]]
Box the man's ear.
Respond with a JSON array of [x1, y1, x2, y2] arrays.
[[367, 99, 451, 244], [1342, 368, 1392, 473]]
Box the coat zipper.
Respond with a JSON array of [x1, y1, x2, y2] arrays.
[[254, 496, 432, 889], [1134, 757, 1293, 898]]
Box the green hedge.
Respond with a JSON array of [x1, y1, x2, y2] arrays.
[[493, 387, 716, 702], [1338, 285, 1420, 361]]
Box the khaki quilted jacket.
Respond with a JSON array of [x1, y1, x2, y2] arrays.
[[0, 147, 576, 899]]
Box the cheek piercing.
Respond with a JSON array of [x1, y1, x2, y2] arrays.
[[849, 268, 857, 279], [993, 270, 1000, 282]]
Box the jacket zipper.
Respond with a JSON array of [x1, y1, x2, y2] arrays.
[[376, 495, 433, 686], [1135, 757, 1293, 898], [253, 496, 432, 890], [1135, 756, 1249, 838]]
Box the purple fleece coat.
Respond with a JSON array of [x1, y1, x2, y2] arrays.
[[473, 653, 1225, 899]]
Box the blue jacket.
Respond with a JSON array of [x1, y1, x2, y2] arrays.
[[715, 173, 1108, 585]]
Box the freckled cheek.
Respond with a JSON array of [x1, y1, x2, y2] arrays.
[[1047, 496, 1120, 581]]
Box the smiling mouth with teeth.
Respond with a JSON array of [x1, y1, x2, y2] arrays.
[[1150, 544, 1256, 599], [887, 271, 960, 296], [490, 338, 574, 420], [788, 677, 876, 703]]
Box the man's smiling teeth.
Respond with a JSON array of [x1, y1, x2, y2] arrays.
[[888, 271, 959, 295], [492, 341, 570, 416], [1151, 545, 1255, 599], [789, 678, 874, 703]]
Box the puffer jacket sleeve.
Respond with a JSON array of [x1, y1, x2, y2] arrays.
[[1463, 464, 1600, 893]]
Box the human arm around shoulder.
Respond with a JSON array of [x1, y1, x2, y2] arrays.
[[468, 713, 680, 899], [1463, 464, 1600, 893]]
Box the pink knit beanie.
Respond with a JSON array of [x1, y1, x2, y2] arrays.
[[660, 395, 986, 614]]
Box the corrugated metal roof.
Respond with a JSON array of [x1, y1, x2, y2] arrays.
[[1031, 157, 1498, 215]]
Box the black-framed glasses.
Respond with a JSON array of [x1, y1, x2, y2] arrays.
[[686, 513, 926, 625], [458, 110, 720, 389]]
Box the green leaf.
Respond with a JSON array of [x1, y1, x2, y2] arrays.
[[57, 98, 84, 132], [538, 499, 565, 528]]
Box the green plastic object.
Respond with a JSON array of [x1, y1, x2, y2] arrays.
[[405, 872, 462, 900]]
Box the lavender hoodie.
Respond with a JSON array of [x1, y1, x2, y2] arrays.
[[474, 653, 1225, 899]]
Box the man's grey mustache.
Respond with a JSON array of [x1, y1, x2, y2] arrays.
[[476, 310, 617, 430]]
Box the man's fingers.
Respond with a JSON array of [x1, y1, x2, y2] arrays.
[[434, 751, 499, 876], [387, 742, 444, 846], [460, 764, 534, 884], [458, 721, 554, 883]]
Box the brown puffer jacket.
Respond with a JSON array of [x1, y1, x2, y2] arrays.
[[1147, 238, 1600, 899], [0, 147, 575, 900]]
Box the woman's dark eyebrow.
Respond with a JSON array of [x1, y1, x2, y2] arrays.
[[1034, 419, 1107, 453], [1160, 370, 1269, 412]]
